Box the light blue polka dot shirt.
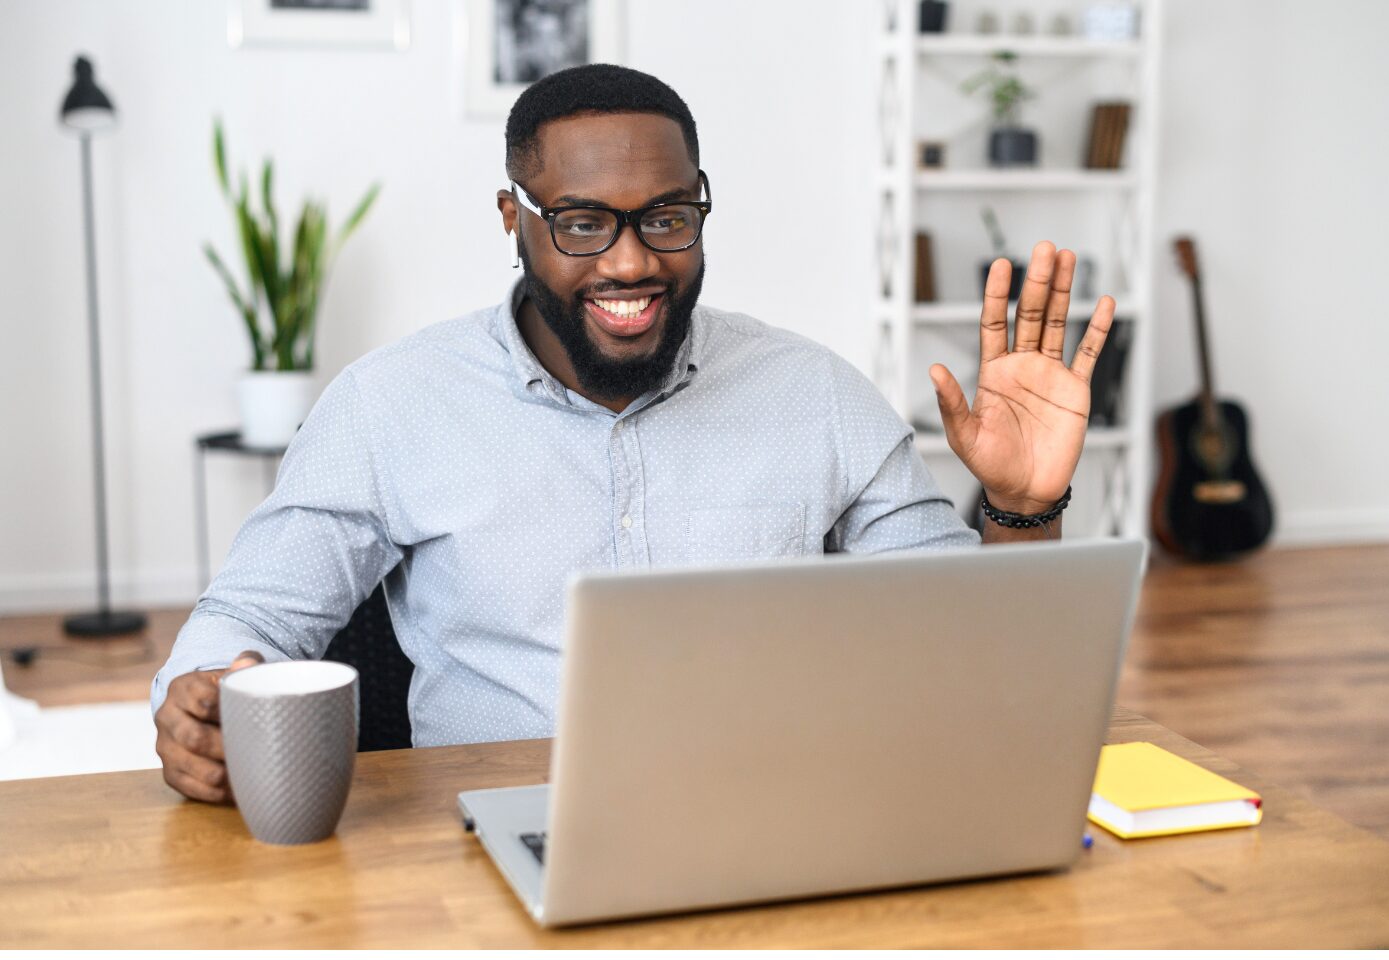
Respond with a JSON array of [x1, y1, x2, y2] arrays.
[[151, 282, 979, 745]]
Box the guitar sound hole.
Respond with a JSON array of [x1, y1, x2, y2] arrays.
[[1192, 425, 1235, 475]]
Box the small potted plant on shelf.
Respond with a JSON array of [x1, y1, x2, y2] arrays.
[[961, 51, 1038, 167], [978, 206, 1026, 302], [203, 119, 379, 448]]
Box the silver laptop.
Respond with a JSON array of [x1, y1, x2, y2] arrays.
[[458, 538, 1146, 927]]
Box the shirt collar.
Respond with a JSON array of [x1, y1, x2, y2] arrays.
[[496, 278, 704, 410]]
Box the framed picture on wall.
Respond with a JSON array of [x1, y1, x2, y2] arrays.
[[229, 0, 412, 50], [453, 0, 625, 119]]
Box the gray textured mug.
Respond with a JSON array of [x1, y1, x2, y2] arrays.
[[220, 660, 359, 845]]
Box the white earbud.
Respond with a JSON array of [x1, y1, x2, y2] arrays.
[[508, 229, 520, 268]]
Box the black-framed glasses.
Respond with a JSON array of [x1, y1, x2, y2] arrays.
[[510, 170, 712, 256]]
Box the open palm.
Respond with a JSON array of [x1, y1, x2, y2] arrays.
[[930, 242, 1115, 514]]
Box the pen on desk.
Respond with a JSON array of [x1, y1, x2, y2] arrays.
[[1083, 832, 1094, 849]]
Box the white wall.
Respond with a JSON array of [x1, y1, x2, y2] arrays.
[[1150, 1, 1389, 545], [0, 0, 878, 613], [0, 0, 1384, 614]]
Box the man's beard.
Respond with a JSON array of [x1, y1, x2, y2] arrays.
[[521, 248, 704, 402]]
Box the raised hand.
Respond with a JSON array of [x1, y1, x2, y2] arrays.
[[929, 240, 1115, 515]]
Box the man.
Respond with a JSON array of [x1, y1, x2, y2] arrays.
[[152, 65, 1114, 804]]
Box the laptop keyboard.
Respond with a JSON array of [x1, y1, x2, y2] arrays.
[[519, 831, 547, 865]]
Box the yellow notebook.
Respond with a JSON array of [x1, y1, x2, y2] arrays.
[[1087, 742, 1263, 839]]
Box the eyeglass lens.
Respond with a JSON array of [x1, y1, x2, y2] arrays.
[[552, 204, 703, 253]]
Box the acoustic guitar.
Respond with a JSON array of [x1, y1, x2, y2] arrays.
[[1151, 236, 1274, 560]]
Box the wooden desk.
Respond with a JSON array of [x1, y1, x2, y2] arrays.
[[2, 707, 1387, 948]]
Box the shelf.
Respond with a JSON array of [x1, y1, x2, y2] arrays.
[[910, 298, 1135, 324], [915, 169, 1137, 191], [913, 425, 1130, 456], [914, 35, 1142, 59], [878, 0, 1159, 539]]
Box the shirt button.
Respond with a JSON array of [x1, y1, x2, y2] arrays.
[[621, 515, 633, 529]]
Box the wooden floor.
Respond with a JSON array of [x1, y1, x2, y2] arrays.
[[1116, 543, 1389, 839], [2, 544, 1387, 838]]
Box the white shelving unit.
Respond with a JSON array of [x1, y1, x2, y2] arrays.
[[874, 0, 1163, 538], [911, 169, 1138, 190]]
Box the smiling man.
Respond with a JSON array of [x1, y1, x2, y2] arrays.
[[151, 65, 1113, 804], [506, 109, 708, 410]]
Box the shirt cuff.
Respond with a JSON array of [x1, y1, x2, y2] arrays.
[[149, 609, 292, 718]]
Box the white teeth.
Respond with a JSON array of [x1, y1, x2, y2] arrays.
[[593, 296, 652, 318]]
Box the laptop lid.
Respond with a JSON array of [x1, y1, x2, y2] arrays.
[[540, 538, 1146, 926]]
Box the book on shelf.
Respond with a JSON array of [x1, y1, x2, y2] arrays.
[[914, 232, 937, 303], [1084, 102, 1132, 169], [1088, 742, 1263, 839]]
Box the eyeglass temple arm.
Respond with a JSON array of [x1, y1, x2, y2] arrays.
[[510, 183, 544, 217], [511, 172, 710, 214]]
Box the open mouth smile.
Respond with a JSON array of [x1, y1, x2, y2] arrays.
[[584, 292, 664, 337]]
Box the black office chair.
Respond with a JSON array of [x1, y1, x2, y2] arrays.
[[322, 579, 414, 752]]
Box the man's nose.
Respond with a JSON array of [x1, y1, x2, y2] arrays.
[[594, 222, 661, 284]]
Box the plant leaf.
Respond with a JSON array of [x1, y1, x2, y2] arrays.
[[335, 181, 380, 250], [244, 304, 265, 371], [261, 158, 279, 296], [237, 180, 286, 367], [203, 242, 248, 313], [203, 242, 265, 370], [235, 175, 261, 290], [214, 119, 230, 199], [297, 203, 328, 369]]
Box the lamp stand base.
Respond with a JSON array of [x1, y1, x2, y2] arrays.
[[63, 610, 148, 637]]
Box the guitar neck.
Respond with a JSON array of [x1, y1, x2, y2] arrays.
[[1188, 272, 1220, 428]]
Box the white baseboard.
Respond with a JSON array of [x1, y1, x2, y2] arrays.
[[4, 513, 1388, 615], [0, 567, 200, 616], [1273, 508, 1389, 547]]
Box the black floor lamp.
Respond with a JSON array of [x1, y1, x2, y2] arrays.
[[60, 55, 146, 638]]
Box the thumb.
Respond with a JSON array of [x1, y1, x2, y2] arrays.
[[929, 363, 977, 453], [225, 650, 266, 675]]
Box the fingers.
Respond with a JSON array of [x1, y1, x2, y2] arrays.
[[158, 736, 231, 805], [206, 650, 267, 721], [159, 698, 226, 761], [1012, 240, 1057, 353], [1070, 296, 1116, 382], [1039, 249, 1076, 360], [155, 654, 266, 804], [156, 667, 236, 803], [227, 650, 265, 673], [979, 259, 1012, 363], [169, 670, 223, 724], [929, 364, 978, 454], [154, 702, 231, 803]]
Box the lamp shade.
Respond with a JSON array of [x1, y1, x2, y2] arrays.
[[60, 55, 116, 132]]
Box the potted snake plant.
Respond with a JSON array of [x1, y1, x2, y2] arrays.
[[203, 119, 379, 448]]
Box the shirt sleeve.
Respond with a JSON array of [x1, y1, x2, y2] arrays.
[[150, 367, 404, 716], [828, 435, 981, 553], [823, 351, 981, 554]]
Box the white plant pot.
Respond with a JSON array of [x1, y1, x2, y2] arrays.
[[238, 371, 316, 449]]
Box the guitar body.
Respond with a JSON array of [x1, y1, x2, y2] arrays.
[[1152, 397, 1274, 560]]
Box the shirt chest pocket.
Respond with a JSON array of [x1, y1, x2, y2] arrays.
[[685, 501, 807, 565]]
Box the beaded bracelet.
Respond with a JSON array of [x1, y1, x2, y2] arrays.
[[980, 485, 1072, 529]]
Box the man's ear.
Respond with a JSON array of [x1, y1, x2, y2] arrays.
[[496, 189, 518, 235]]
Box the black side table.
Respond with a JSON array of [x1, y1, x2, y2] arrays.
[[193, 431, 288, 591]]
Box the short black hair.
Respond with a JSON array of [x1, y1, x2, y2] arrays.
[[504, 64, 699, 183]]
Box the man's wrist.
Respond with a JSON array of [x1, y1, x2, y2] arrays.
[[980, 486, 1072, 529], [981, 490, 1060, 517]]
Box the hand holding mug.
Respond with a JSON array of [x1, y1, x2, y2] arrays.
[[154, 650, 266, 804]]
